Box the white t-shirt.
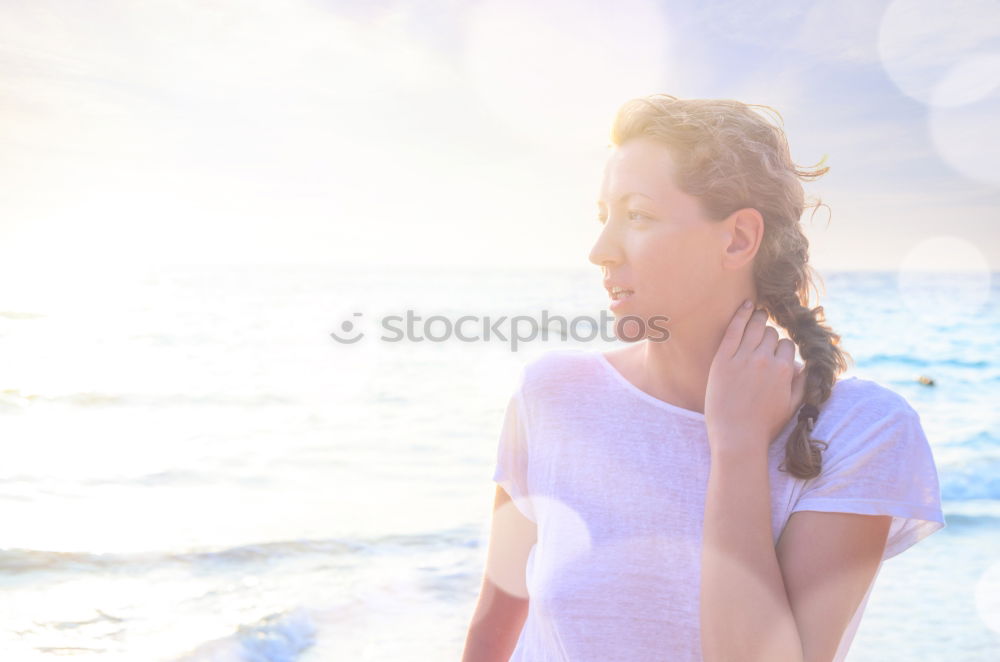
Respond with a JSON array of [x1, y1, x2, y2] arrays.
[[492, 347, 946, 662]]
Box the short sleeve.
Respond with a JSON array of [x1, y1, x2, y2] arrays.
[[491, 383, 537, 523], [789, 405, 946, 561]]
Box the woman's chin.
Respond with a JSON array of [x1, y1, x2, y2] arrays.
[[613, 315, 649, 342], [608, 294, 635, 313]]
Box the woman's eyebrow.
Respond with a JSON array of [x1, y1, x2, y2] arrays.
[[596, 192, 656, 205]]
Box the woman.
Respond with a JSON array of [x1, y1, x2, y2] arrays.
[[462, 94, 946, 662]]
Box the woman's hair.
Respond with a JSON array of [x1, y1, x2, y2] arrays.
[[608, 93, 853, 480]]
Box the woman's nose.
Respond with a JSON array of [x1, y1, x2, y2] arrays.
[[588, 225, 623, 268]]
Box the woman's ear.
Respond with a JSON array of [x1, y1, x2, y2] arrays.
[[720, 207, 764, 270]]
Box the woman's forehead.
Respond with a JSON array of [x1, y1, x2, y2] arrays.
[[598, 160, 677, 205], [603, 140, 677, 180]]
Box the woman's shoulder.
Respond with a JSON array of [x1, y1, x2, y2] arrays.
[[816, 375, 923, 456], [520, 346, 600, 377], [516, 347, 603, 398], [824, 375, 917, 419]]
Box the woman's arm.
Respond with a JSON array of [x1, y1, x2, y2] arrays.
[[701, 442, 805, 662], [775, 508, 889, 662], [701, 443, 889, 662], [462, 484, 536, 662], [701, 303, 893, 661]]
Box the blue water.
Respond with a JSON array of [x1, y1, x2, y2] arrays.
[[0, 265, 997, 660]]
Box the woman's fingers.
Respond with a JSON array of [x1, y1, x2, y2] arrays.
[[719, 299, 755, 360], [775, 337, 796, 363], [737, 308, 769, 356], [756, 325, 780, 356]]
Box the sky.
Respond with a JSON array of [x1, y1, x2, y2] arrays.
[[1, 0, 998, 279]]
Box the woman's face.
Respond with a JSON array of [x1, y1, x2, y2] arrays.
[[589, 137, 730, 334]]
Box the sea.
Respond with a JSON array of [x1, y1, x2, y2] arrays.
[[0, 264, 997, 661]]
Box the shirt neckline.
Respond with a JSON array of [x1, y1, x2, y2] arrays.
[[592, 349, 707, 422]]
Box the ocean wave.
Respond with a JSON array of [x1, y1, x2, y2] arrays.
[[0, 527, 481, 575], [0, 539, 365, 575], [855, 353, 991, 369], [941, 512, 1000, 530], [940, 456, 1000, 501], [0, 389, 296, 409], [939, 430, 999, 452], [173, 607, 316, 662], [0, 311, 45, 320], [73, 468, 277, 488]]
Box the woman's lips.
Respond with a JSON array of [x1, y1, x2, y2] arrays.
[[609, 290, 634, 311]]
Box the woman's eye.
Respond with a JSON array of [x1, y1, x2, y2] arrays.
[[596, 211, 651, 224]]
